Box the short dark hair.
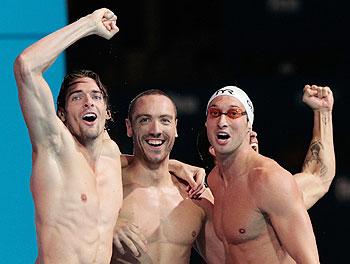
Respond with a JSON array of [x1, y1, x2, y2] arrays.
[[57, 69, 110, 113], [127, 89, 177, 122]]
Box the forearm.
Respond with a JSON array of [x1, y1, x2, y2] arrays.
[[303, 110, 335, 190], [16, 14, 94, 75]]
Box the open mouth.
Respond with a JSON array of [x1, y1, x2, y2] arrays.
[[145, 139, 165, 147], [217, 132, 230, 140], [82, 113, 97, 122]]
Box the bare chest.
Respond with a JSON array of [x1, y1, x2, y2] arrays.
[[119, 185, 204, 246], [32, 150, 122, 228], [211, 179, 268, 245]]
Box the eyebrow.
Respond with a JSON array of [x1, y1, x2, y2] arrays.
[[67, 89, 102, 98], [209, 104, 241, 108], [67, 90, 83, 98], [134, 114, 174, 120]]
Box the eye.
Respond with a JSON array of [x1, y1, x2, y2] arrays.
[[227, 109, 245, 119], [71, 95, 82, 101], [139, 117, 151, 124], [160, 118, 171, 125], [92, 94, 103, 100], [208, 108, 221, 118]]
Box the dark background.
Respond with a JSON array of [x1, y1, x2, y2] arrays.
[[67, 1, 349, 263]]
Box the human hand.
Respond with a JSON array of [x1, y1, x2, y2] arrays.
[[250, 130, 259, 153], [90, 8, 119, 39], [169, 160, 206, 199], [186, 166, 206, 199], [303, 85, 333, 112], [113, 219, 147, 257]]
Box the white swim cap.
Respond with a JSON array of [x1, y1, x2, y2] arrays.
[[206, 86, 254, 126]]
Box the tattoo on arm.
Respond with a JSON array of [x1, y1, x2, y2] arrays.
[[322, 115, 328, 126], [303, 140, 328, 178]]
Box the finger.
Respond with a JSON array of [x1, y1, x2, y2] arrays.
[[324, 86, 332, 100], [303, 85, 314, 98], [103, 21, 112, 31], [119, 232, 140, 257], [111, 21, 119, 30], [104, 10, 116, 20], [250, 130, 257, 138], [190, 184, 206, 198], [316, 86, 323, 99], [195, 169, 206, 187], [251, 142, 259, 152], [129, 225, 147, 244], [114, 237, 125, 255], [186, 176, 198, 191], [128, 231, 147, 253], [304, 84, 311, 93]]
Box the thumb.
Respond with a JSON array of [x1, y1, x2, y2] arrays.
[[187, 176, 198, 190]]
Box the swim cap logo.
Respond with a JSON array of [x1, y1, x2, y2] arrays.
[[215, 88, 235, 96], [246, 99, 254, 113]]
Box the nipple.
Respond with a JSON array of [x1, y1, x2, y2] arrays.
[[81, 193, 87, 202]]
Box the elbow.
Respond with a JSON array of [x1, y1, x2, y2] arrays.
[[14, 53, 34, 81]]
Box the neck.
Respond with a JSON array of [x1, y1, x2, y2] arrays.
[[216, 137, 256, 181], [131, 156, 173, 187], [75, 135, 104, 169]]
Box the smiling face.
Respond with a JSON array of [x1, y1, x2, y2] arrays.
[[126, 94, 178, 165], [205, 95, 250, 158], [58, 77, 110, 143]]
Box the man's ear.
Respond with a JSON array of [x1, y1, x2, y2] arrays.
[[209, 146, 216, 158], [106, 109, 112, 120], [175, 118, 178, 138], [57, 108, 66, 122], [125, 118, 133, 137]]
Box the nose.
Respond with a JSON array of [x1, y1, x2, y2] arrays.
[[217, 114, 228, 128], [149, 120, 161, 137], [84, 94, 94, 107]]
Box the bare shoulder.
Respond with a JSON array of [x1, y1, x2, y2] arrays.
[[102, 138, 121, 158], [207, 166, 219, 190], [250, 156, 301, 209]]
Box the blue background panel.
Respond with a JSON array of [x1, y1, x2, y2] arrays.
[[0, 1, 67, 263]]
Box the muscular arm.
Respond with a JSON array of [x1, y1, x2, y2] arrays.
[[294, 85, 335, 209], [257, 167, 319, 263], [14, 8, 118, 149]]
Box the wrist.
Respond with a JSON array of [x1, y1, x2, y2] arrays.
[[77, 14, 96, 36], [313, 109, 332, 114]]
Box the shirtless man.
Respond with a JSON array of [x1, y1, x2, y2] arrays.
[[14, 8, 122, 263], [206, 85, 334, 263], [111, 86, 335, 264], [110, 89, 214, 263]]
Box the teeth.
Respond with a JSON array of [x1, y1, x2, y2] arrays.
[[82, 113, 97, 122], [146, 139, 163, 146], [83, 113, 96, 118]]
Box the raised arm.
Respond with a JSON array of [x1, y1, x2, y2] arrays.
[[294, 85, 335, 209], [14, 8, 118, 149]]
